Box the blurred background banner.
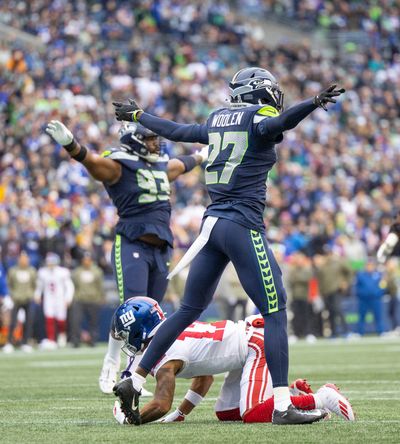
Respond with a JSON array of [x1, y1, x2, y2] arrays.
[[0, 0, 399, 348]]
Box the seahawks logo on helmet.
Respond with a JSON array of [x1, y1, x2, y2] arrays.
[[119, 123, 161, 163], [229, 67, 284, 111]]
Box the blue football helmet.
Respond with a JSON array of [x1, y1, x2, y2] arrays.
[[229, 67, 284, 111], [119, 122, 161, 162], [112, 297, 166, 357]]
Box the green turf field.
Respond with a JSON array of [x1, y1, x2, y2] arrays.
[[1, 337, 400, 444]]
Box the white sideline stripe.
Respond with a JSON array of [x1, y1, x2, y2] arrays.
[[0, 398, 106, 403], [29, 360, 100, 367], [0, 420, 111, 425], [290, 363, 400, 371], [311, 380, 398, 384]]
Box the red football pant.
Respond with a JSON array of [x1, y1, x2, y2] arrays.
[[45, 317, 66, 341], [216, 395, 316, 423]]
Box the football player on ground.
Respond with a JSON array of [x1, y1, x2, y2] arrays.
[[377, 213, 400, 263], [112, 68, 345, 424], [45, 120, 207, 393], [111, 297, 354, 425]]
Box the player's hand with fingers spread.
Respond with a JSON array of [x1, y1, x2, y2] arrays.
[[314, 84, 345, 111], [157, 409, 185, 423], [45, 120, 74, 146], [113, 98, 144, 122]]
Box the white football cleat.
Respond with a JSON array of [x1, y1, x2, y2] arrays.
[[316, 383, 355, 421], [99, 358, 119, 394], [113, 400, 128, 425], [3, 343, 14, 354], [140, 386, 153, 397], [39, 339, 58, 350], [57, 333, 67, 348], [21, 344, 33, 353]]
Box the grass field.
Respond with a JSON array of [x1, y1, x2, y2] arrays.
[[1, 337, 400, 444]]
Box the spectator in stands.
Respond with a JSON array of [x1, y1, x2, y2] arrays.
[[314, 247, 353, 337], [70, 252, 104, 347], [0, 258, 12, 352], [216, 263, 248, 322], [4, 251, 36, 352], [354, 258, 385, 336], [35, 253, 74, 349], [287, 251, 314, 341]]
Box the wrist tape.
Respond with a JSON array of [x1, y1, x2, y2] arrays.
[[71, 146, 88, 162], [184, 389, 203, 406]]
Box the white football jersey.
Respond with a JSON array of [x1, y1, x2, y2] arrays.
[[36, 266, 74, 304], [150, 320, 248, 378]]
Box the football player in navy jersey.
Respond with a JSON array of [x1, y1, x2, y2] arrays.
[[45, 120, 207, 394], [112, 67, 345, 425]]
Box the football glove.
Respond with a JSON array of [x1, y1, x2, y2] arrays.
[[113, 98, 143, 122], [377, 232, 399, 264], [158, 409, 185, 423], [314, 85, 345, 111], [45, 120, 74, 146], [195, 145, 209, 163]]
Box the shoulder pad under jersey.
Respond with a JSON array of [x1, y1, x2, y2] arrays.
[[100, 148, 139, 162], [253, 105, 280, 124]]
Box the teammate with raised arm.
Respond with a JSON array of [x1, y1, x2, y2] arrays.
[[377, 213, 400, 263], [45, 120, 207, 393], [111, 297, 354, 425], [112, 67, 345, 424]]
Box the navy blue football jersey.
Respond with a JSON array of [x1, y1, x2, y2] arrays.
[[102, 148, 173, 246], [203, 105, 282, 232], [139, 98, 316, 233]]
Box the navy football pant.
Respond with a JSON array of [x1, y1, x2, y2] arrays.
[[140, 218, 289, 387], [111, 234, 171, 304]]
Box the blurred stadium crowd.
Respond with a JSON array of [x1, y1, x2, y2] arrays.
[[0, 0, 399, 346]]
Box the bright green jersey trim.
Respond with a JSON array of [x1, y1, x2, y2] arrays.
[[101, 150, 112, 158], [250, 230, 278, 313]]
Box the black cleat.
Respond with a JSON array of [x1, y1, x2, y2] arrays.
[[113, 378, 141, 425], [272, 404, 327, 425]]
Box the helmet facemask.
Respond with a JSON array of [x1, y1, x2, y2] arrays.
[[119, 123, 161, 163], [229, 68, 284, 111]]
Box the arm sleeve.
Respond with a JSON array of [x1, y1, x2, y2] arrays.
[[139, 113, 209, 144], [255, 99, 317, 140]]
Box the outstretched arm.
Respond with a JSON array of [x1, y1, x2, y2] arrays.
[[159, 375, 214, 423], [113, 99, 209, 144], [167, 146, 209, 182], [140, 113, 209, 144], [46, 121, 121, 184], [377, 213, 400, 263], [139, 361, 180, 424], [255, 85, 345, 140]]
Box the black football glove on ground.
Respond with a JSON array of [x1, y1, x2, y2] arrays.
[[314, 84, 345, 111]]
